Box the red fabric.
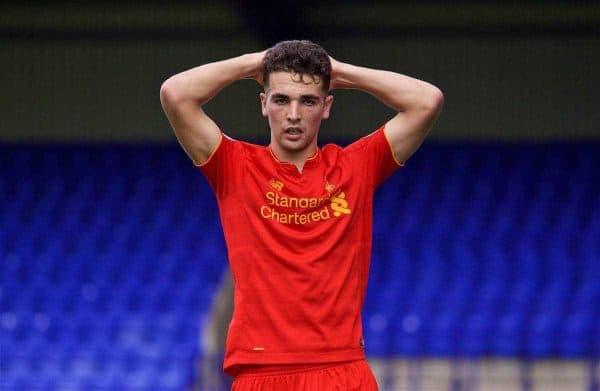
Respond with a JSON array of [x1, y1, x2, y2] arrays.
[[198, 126, 400, 375], [231, 360, 378, 391]]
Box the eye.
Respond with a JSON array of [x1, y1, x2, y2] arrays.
[[273, 97, 288, 105], [302, 98, 317, 106]]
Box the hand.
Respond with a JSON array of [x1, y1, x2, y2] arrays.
[[328, 56, 345, 91], [247, 50, 267, 86]]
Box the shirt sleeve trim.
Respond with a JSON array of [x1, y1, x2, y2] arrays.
[[193, 133, 224, 167], [382, 126, 405, 167]]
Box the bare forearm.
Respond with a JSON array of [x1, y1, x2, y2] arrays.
[[331, 61, 443, 115], [331, 59, 443, 164], [160, 52, 263, 106], [159, 52, 264, 165]]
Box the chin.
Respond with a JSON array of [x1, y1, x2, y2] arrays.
[[281, 142, 306, 152]]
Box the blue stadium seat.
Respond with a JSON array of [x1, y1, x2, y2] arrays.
[[2, 142, 599, 389]]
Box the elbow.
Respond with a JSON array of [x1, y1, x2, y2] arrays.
[[159, 78, 181, 109], [425, 86, 444, 117]]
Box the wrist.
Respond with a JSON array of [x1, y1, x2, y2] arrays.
[[235, 53, 259, 77], [238, 52, 265, 84], [330, 61, 356, 90]]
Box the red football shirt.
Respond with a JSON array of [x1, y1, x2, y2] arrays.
[[197, 125, 401, 375]]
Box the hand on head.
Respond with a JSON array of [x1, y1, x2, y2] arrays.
[[247, 50, 267, 86], [328, 56, 345, 91]]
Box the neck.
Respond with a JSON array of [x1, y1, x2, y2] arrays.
[[270, 144, 317, 173]]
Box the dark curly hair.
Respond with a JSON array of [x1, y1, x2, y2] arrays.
[[263, 40, 331, 91]]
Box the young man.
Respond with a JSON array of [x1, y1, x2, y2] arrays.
[[160, 40, 443, 390]]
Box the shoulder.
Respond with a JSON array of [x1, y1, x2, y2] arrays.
[[320, 142, 344, 165], [219, 134, 265, 155], [196, 133, 263, 168], [322, 142, 344, 155], [335, 126, 387, 156], [353, 127, 386, 148]]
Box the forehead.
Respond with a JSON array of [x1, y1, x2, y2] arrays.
[[266, 71, 326, 97]]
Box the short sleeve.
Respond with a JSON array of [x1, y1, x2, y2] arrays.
[[196, 134, 245, 199], [343, 125, 403, 188]]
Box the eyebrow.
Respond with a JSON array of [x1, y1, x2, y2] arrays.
[[270, 93, 321, 101], [301, 95, 321, 100]]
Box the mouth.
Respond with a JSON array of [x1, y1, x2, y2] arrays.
[[285, 127, 303, 135]]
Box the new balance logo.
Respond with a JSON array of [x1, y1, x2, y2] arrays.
[[325, 178, 336, 193], [269, 178, 284, 191]]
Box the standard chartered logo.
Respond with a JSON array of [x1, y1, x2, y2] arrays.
[[260, 190, 351, 225], [330, 192, 351, 216]]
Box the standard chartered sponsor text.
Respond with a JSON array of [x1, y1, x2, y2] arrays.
[[261, 191, 333, 225], [265, 191, 330, 208]]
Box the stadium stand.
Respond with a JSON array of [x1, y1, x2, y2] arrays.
[[1, 141, 599, 390]]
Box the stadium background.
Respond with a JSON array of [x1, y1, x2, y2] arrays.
[[1, 1, 599, 390]]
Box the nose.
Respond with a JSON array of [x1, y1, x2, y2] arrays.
[[287, 101, 300, 122]]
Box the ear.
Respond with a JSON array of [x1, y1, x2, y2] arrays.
[[322, 94, 334, 120], [260, 92, 268, 117]]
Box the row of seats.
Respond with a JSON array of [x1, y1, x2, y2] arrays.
[[1, 145, 217, 390], [1, 142, 599, 390], [364, 142, 599, 360], [1, 352, 196, 390]]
